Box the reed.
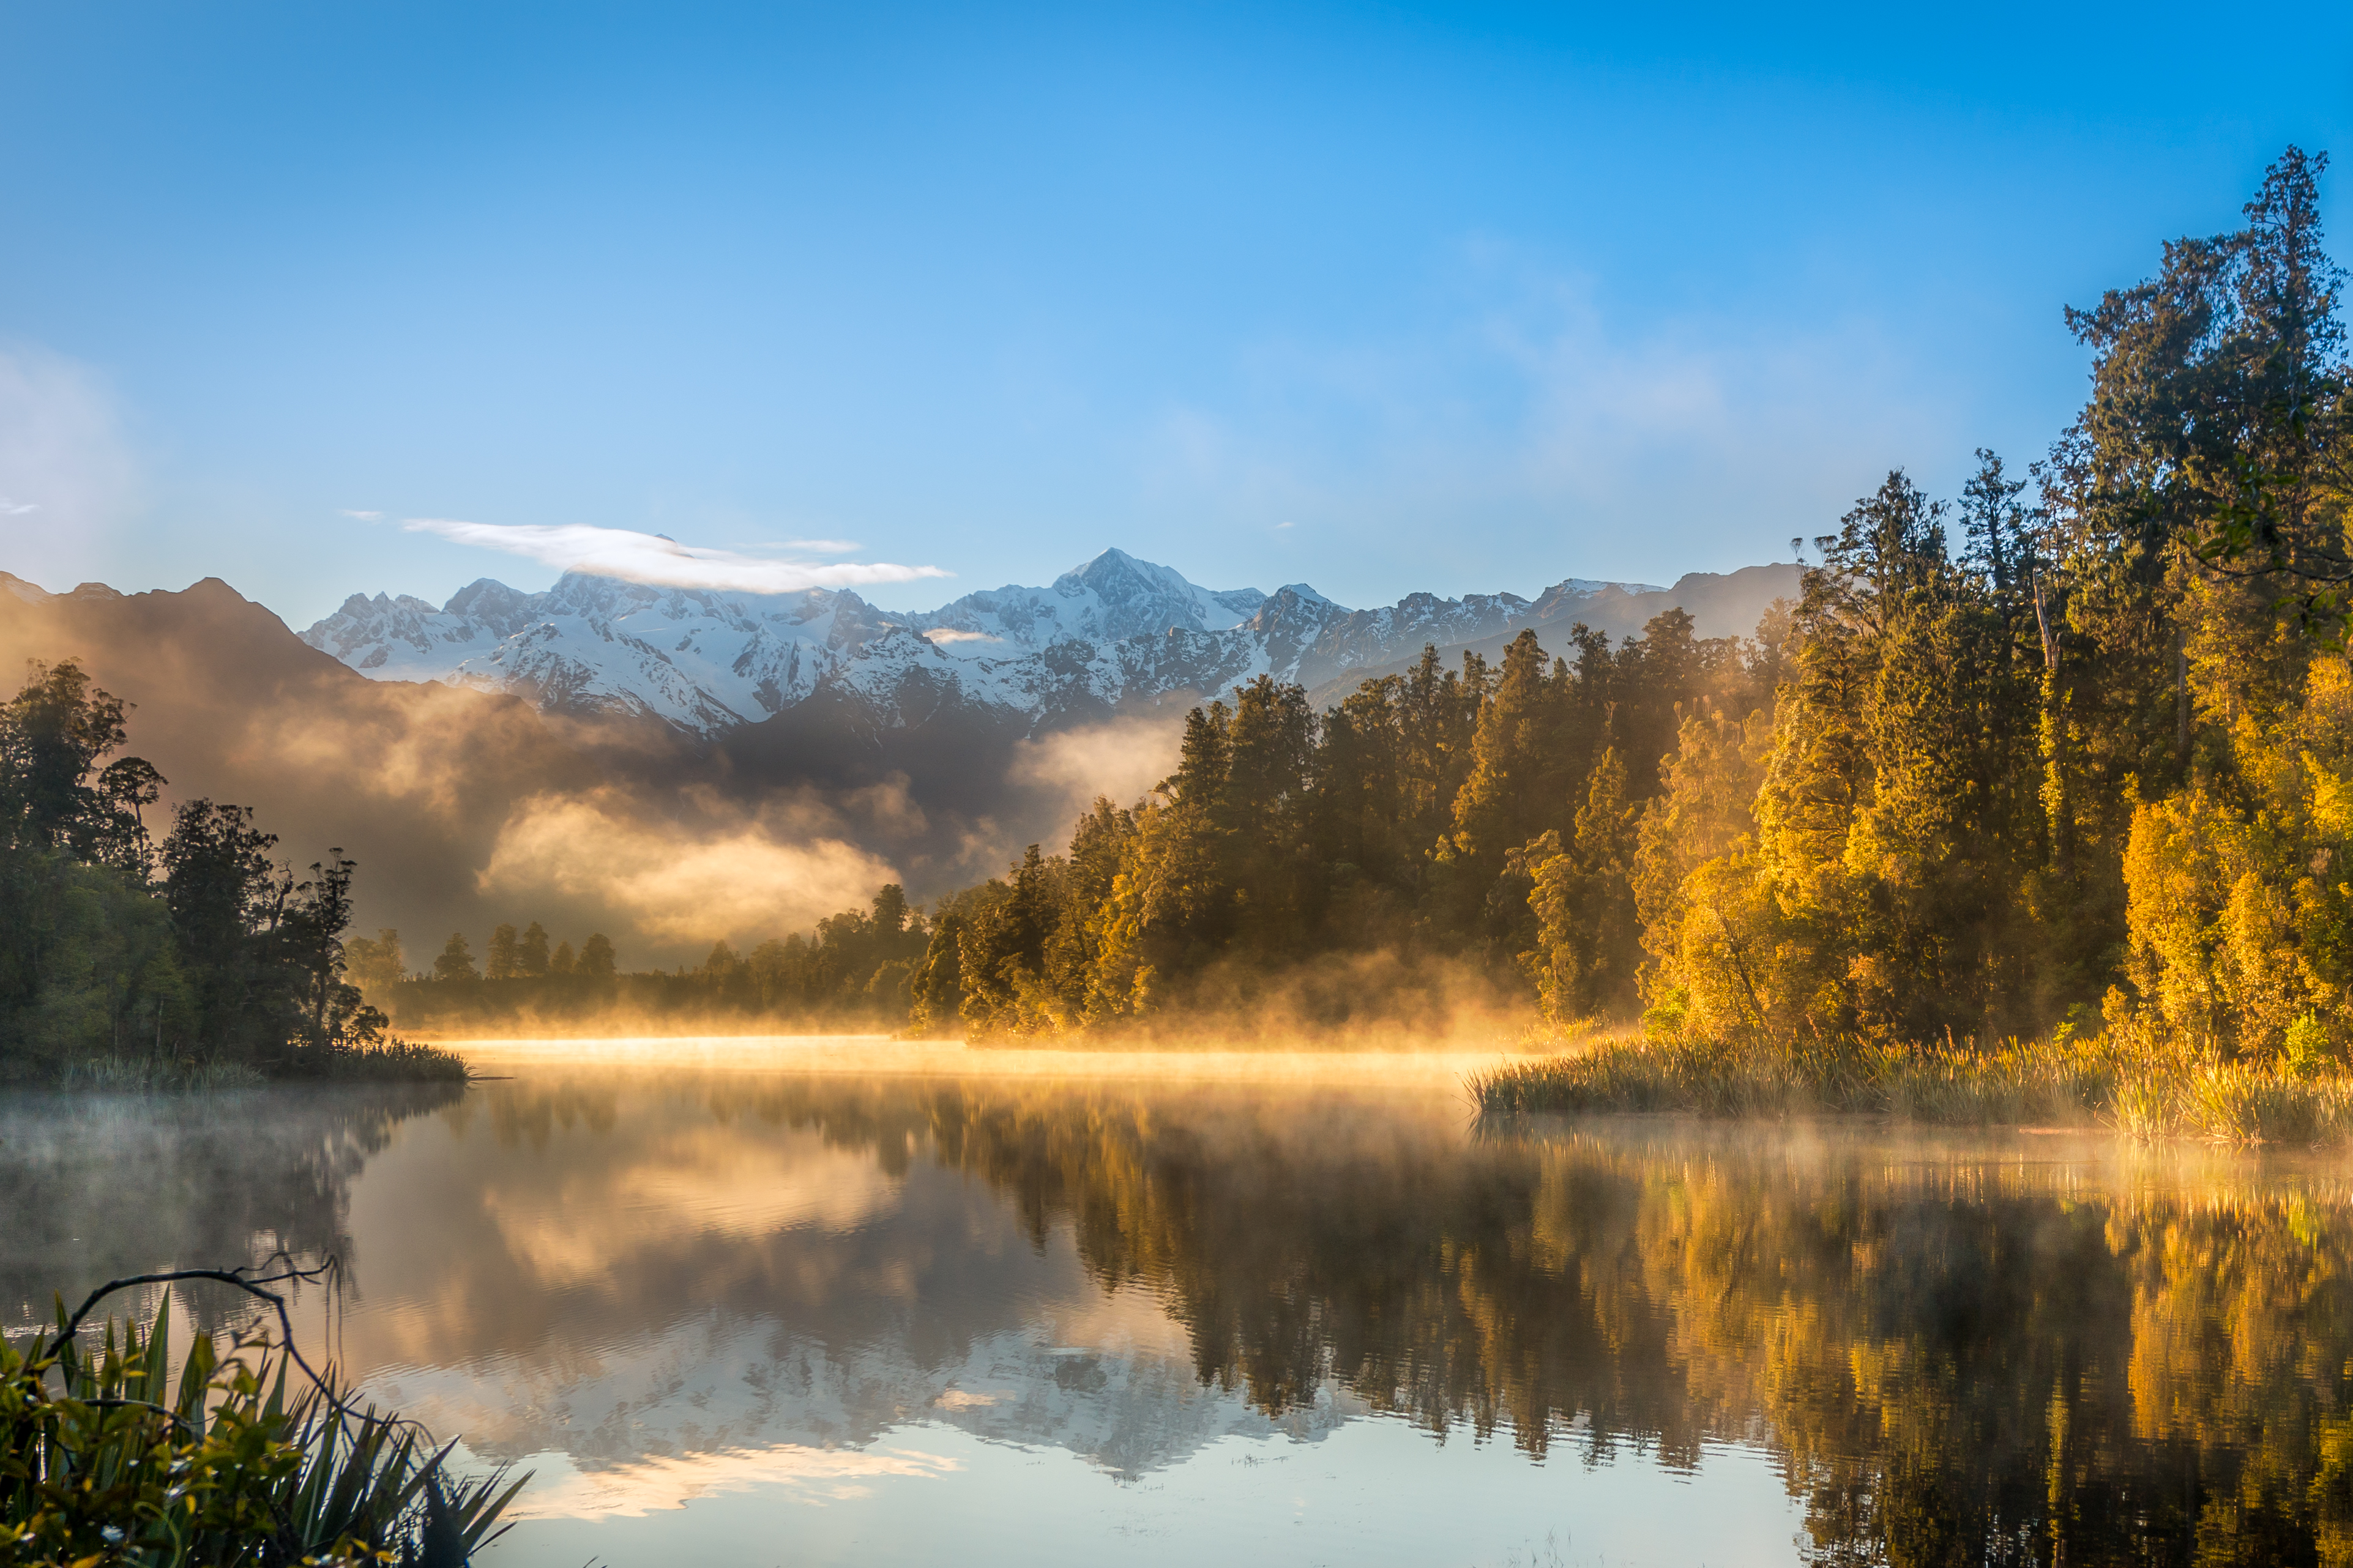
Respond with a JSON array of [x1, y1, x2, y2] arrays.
[[59, 1057, 270, 1092], [0, 1267, 523, 1566], [58, 1038, 472, 1092], [1472, 1031, 2353, 1145]]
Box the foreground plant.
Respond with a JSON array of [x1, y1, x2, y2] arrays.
[[0, 1265, 523, 1566]]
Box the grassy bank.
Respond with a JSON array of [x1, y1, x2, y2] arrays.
[[1471, 1033, 2353, 1145], [46, 1039, 475, 1091]]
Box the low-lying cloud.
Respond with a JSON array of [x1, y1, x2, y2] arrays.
[[1005, 714, 1185, 836], [480, 788, 901, 943], [405, 518, 949, 596]]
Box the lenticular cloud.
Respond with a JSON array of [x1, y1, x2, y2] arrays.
[[404, 518, 949, 595]]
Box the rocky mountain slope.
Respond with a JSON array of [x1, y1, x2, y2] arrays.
[[302, 548, 1795, 738]]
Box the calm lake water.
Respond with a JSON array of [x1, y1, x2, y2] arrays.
[[9, 1039, 2353, 1566]]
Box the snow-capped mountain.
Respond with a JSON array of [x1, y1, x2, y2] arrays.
[[301, 548, 1783, 739]]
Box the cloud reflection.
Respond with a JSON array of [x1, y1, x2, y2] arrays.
[[505, 1440, 963, 1519]]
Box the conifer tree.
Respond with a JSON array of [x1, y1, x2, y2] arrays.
[[433, 932, 480, 983]]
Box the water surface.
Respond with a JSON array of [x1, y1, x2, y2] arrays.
[[9, 1039, 2352, 1566]]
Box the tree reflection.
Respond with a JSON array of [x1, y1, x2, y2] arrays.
[[0, 1083, 462, 1334], [728, 1078, 2353, 1566]]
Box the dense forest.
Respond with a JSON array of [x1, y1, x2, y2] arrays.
[[367, 152, 2353, 1061], [24, 151, 2350, 1073], [840, 149, 2353, 1062], [349, 891, 930, 1036], [0, 660, 459, 1082]]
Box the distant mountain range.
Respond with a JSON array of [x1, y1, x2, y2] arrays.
[[300, 548, 1797, 738], [0, 552, 1796, 959]]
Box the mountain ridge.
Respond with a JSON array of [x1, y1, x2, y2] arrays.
[[0, 555, 1797, 962], [300, 548, 1789, 738]]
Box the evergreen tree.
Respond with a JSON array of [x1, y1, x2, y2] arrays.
[[433, 932, 480, 983], [344, 929, 408, 990], [483, 923, 520, 979], [518, 921, 551, 976]]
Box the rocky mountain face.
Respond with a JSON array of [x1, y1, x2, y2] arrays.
[[302, 548, 1796, 738]]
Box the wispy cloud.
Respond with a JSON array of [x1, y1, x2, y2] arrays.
[[0, 344, 140, 585], [340, 508, 383, 521], [1136, 244, 1954, 583], [922, 627, 1001, 645], [402, 518, 949, 595]]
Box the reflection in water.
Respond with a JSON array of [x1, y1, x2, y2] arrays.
[[703, 1077, 2353, 1564], [12, 1063, 2353, 1564], [0, 1083, 462, 1335]]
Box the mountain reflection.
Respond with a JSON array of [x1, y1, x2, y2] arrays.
[[14, 1070, 2353, 1561]]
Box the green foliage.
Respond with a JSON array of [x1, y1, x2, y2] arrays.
[[797, 150, 2353, 1061], [0, 662, 442, 1085], [0, 1283, 520, 1566]]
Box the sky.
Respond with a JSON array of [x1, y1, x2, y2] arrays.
[[2, 1, 2350, 629]]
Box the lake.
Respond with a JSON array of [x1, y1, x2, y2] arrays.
[[9, 1038, 2353, 1566]]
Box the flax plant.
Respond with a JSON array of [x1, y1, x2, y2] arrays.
[[0, 1268, 523, 1566]]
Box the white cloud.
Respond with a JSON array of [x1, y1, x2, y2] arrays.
[[0, 344, 140, 587], [922, 626, 1001, 645], [341, 508, 384, 520], [403, 518, 949, 595]]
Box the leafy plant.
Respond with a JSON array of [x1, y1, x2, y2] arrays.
[[0, 1265, 524, 1566]]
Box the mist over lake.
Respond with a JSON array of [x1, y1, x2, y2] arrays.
[[14, 1047, 2353, 1565]]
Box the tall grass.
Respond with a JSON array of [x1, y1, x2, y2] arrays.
[[294, 1038, 473, 1083], [59, 1057, 270, 1092], [1, 1271, 523, 1566], [57, 1039, 473, 1092], [1472, 1031, 2353, 1145]]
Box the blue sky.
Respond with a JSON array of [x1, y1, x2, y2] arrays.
[[2, 1, 2349, 626]]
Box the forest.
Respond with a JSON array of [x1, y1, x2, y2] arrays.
[[19, 150, 2352, 1092], [778, 149, 2353, 1078], [0, 659, 461, 1083], [346, 890, 930, 1036], [362, 151, 2353, 1076]]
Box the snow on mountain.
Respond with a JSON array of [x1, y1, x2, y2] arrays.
[[906, 547, 1267, 659], [304, 573, 901, 732], [299, 549, 1695, 738]]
